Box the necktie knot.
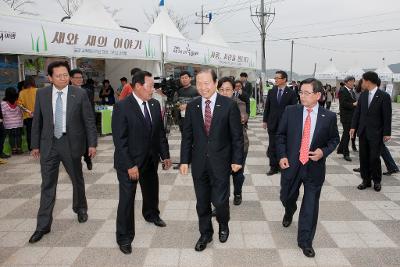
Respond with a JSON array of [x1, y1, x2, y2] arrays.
[[306, 108, 312, 114], [205, 100, 211, 106]]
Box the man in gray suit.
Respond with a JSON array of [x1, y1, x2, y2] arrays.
[[29, 61, 97, 243]]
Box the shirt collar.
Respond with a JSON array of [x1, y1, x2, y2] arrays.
[[369, 87, 378, 95], [202, 91, 217, 103], [52, 85, 68, 95], [345, 86, 353, 91], [304, 103, 319, 114], [132, 91, 145, 106], [277, 86, 286, 90]]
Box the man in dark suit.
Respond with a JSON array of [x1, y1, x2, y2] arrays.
[[29, 61, 97, 243], [180, 69, 243, 252], [350, 71, 392, 192], [112, 71, 172, 254], [263, 71, 298, 175], [337, 76, 357, 161], [276, 78, 339, 257], [240, 72, 253, 97]]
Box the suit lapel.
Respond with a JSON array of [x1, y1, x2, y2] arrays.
[[45, 86, 54, 126], [310, 106, 324, 149], [368, 89, 380, 111], [148, 100, 157, 135], [66, 86, 75, 129], [280, 86, 290, 105], [195, 98, 207, 136], [209, 94, 223, 136], [128, 95, 147, 128]]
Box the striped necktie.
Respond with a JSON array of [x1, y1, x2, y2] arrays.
[[54, 91, 63, 139]]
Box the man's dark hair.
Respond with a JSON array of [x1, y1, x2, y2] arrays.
[[362, 71, 379, 85], [70, 68, 83, 77], [377, 77, 381, 87], [275, 70, 288, 80], [217, 77, 235, 89], [180, 71, 192, 78], [197, 68, 217, 83], [85, 78, 94, 86], [102, 79, 110, 85], [300, 78, 323, 93], [240, 72, 248, 78], [47, 61, 70, 76], [24, 75, 36, 88], [344, 76, 355, 83], [120, 77, 128, 82], [339, 82, 345, 87], [132, 71, 152, 86], [130, 68, 142, 76], [234, 80, 242, 86]]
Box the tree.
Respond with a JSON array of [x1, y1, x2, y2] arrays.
[[145, 7, 188, 36], [2, 0, 37, 15], [56, 0, 120, 21]]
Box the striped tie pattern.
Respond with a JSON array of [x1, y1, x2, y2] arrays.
[[299, 108, 312, 165], [54, 91, 63, 139], [204, 100, 212, 135]]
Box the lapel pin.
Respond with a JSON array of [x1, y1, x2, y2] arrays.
[[197, 105, 200, 108], [151, 103, 154, 106], [216, 104, 221, 107], [321, 114, 325, 117]]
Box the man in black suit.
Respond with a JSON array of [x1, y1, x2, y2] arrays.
[[112, 71, 172, 254], [240, 72, 253, 97], [337, 76, 357, 161], [350, 71, 392, 192], [180, 69, 244, 252], [29, 61, 97, 243], [276, 78, 339, 257], [263, 71, 298, 175]]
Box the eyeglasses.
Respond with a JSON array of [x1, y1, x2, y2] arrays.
[[299, 91, 315, 96], [71, 76, 83, 79], [219, 88, 233, 93], [274, 77, 284, 80], [53, 73, 69, 79]]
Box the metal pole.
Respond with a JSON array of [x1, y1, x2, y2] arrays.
[[290, 40, 294, 82], [201, 5, 204, 35], [260, 0, 266, 80]]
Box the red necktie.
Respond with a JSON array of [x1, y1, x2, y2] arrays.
[[204, 100, 212, 135], [299, 108, 312, 165]]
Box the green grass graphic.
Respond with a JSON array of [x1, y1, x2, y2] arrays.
[[41, 25, 48, 51], [36, 37, 40, 52], [31, 34, 34, 51]]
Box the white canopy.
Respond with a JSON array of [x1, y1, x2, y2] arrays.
[[0, 2, 17, 16], [375, 64, 393, 82], [65, 0, 120, 30], [315, 62, 341, 80], [198, 22, 229, 48], [344, 66, 364, 80]]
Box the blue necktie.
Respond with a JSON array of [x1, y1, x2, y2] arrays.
[[54, 91, 63, 138], [277, 89, 283, 104], [143, 102, 152, 130]]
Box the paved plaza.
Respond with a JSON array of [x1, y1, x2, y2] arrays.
[[1, 102, 400, 267]]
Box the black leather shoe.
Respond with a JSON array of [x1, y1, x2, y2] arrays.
[[267, 168, 279, 176], [343, 155, 352, 162], [282, 213, 293, 228], [352, 146, 358, 152], [195, 235, 212, 251], [153, 217, 167, 227], [86, 160, 93, 170], [353, 168, 360, 172], [337, 149, 343, 155], [233, 194, 242, 206], [119, 244, 132, 254], [77, 212, 88, 223], [173, 164, 180, 170], [219, 225, 229, 243], [29, 230, 50, 243], [383, 169, 399, 176], [357, 182, 371, 190], [374, 183, 382, 192], [211, 208, 217, 217], [300, 247, 315, 258]]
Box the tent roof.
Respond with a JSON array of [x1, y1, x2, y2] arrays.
[[147, 8, 185, 39], [318, 62, 340, 75], [198, 22, 229, 47], [65, 0, 120, 29], [375, 65, 393, 75], [0, 2, 17, 16]]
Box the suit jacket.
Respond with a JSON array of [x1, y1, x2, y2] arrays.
[[351, 89, 392, 139], [31, 85, 97, 160], [338, 86, 356, 123], [276, 105, 339, 185], [180, 94, 244, 179], [263, 86, 298, 132], [243, 81, 253, 98], [236, 90, 250, 115], [112, 95, 170, 172]]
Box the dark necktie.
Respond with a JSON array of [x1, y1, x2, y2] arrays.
[[350, 89, 356, 100], [204, 100, 212, 136], [142, 102, 152, 130], [277, 89, 283, 104]]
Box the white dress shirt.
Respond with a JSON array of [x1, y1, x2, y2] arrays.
[[52, 85, 68, 133], [302, 104, 319, 149], [368, 87, 378, 107], [201, 92, 217, 122], [132, 91, 152, 121]]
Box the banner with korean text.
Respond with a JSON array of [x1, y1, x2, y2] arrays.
[[0, 15, 161, 60]]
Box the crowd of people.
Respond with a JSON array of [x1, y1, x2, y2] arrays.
[[0, 61, 397, 259]]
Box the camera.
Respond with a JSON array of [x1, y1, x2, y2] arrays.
[[154, 75, 179, 102]]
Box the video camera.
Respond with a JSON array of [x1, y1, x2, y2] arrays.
[[154, 75, 179, 102]]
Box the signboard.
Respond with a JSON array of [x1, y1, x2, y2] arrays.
[[0, 15, 161, 61], [165, 36, 257, 69]]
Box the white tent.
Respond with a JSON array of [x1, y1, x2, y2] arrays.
[[0, 2, 17, 16], [198, 22, 229, 48], [65, 0, 120, 30], [344, 66, 364, 80], [375, 64, 393, 82], [315, 62, 341, 80]]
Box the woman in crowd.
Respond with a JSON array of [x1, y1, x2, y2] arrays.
[[99, 79, 115, 105], [18, 76, 37, 151]]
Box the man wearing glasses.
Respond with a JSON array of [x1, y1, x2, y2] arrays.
[[276, 78, 339, 257], [263, 71, 298, 175]]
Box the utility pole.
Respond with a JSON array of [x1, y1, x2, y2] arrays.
[[251, 0, 276, 79], [290, 40, 294, 82], [195, 5, 210, 35]]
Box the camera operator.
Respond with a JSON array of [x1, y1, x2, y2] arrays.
[[176, 71, 199, 132]]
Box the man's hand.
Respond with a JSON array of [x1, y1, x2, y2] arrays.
[[349, 128, 356, 139], [231, 164, 242, 173], [309, 148, 324, 161], [31, 149, 40, 159], [353, 101, 357, 106], [279, 158, 290, 169], [127, 166, 139, 181], [88, 147, 96, 159], [179, 103, 187, 111], [262, 122, 267, 129], [383, 136, 391, 142], [162, 158, 172, 170], [180, 164, 189, 175]]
